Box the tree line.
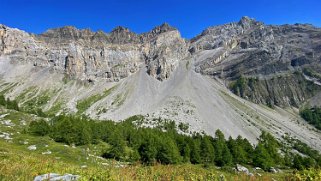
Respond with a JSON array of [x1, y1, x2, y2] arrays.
[[28, 115, 321, 170]]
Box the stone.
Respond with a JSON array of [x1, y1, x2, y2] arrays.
[[269, 167, 278, 173], [28, 145, 37, 151], [248, 173, 254, 177], [34, 173, 80, 181], [20, 120, 27, 126], [219, 174, 225, 181], [0, 132, 12, 140], [3, 134, 12, 140], [101, 162, 109, 166], [42, 150, 52, 155], [0, 120, 15, 126], [0, 114, 8, 118], [236, 164, 249, 174]]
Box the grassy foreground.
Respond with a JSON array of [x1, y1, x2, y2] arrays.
[[0, 109, 320, 180], [0, 139, 316, 181]]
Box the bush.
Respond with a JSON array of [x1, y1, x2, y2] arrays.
[[300, 107, 321, 130], [28, 119, 51, 136], [0, 94, 20, 111]]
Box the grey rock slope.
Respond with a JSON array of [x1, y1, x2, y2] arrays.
[[1, 17, 321, 150]]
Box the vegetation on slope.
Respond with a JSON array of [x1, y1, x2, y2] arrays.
[[0, 94, 19, 111], [1, 81, 321, 179], [303, 67, 321, 80], [76, 86, 115, 114], [0, 108, 295, 181], [230, 72, 321, 107], [300, 107, 321, 130], [0, 102, 321, 180], [27, 114, 321, 171], [0, 140, 294, 181]]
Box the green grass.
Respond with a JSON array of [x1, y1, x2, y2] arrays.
[[0, 107, 313, 181], [45, 101, 63, 116], [0, 138, 296, 181], [111, 92, 127, 107], [76, 86, 115, 114], [15, 86, 38, 102], [24, 90, 51, 108]]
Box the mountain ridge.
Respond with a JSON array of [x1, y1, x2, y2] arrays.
[[1, 17, 321, 151]]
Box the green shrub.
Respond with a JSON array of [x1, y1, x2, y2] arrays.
[[28, 119, 51, 136]]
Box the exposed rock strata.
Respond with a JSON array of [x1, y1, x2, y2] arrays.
[[0, 23, 188, 81]]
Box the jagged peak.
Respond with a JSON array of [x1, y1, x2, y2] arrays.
[[150, 22, 177, 34], [0, 24, 7, 29], [239, 16, 255, 23], [43, 26, 79, 33], [94, 30, 107, 35], [238, 16, 261, 28], [111, 26, 132, 34]]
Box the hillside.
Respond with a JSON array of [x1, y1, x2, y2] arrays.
[[1, 17, 321, 152]]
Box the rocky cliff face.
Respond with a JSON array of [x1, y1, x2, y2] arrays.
[[192, 17, 321, 79], [0, 23, 188, 82], [142, 24, 189, 80], [230, 73, 321, 107], [189, 16, 321, 107], [1, 17, 321, 107]]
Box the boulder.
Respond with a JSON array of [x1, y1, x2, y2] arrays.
[[270, 167, 278, 173], [0, 120, 15, 126], [28, 145, 37, 151], [236, 164, 249, 174], [42, 150, 52, 155], [254, 167, 261, 171], [34, 173, 80, 181], [0, 132, 12, 140]]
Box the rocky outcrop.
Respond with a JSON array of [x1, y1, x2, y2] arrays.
[[142, 24, 189, 80], [230, 73, 321, 107]]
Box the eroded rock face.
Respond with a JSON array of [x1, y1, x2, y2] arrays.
[[192, 17, 321, 80], [188, 17, 321, 107], [0, 23, 189, 81], [142, 24, 190, 80]]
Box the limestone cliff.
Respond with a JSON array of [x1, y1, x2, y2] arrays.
[[0, 23, 189, 82], [189, 17, 321, 107]]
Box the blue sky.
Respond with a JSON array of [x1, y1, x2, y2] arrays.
[[1, 0, 320, 38]]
